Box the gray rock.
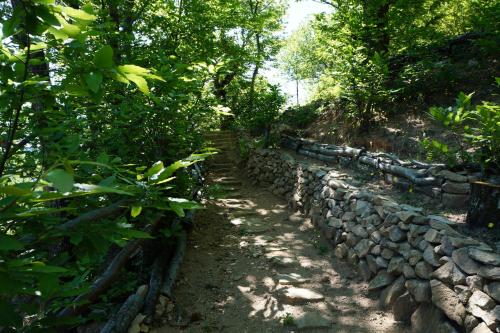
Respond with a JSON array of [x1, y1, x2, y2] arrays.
[[354, 239, 373, 257], [281, 287, 325, 304], [415, 261, 433, 279], [355, 200, 372, 216], [294, 312, 332, 329], [450, 236, 481, 248], [334, 243, 348, 259], [443, 181, 471, 194], [366, 255, 379, 274], [403, 263, 417, 279], [430, 279, 466, 326], [418, 238, 429, 251], [423, 245, 441, 267], [392, 291, 417, 322], [469, 290, 495, 310], [358, 259, 372, 281], [347, 249, 359, 265], [406, 279, 431, 303], [371, 244, 381, 255], [411, 303, 444, 333], [346, 232, 359, 247], [375, 256, 388, 269], [432, 261, 467, 285], [398, 242, 412, 259], [342, 211, 356, 222], [452, 247, 481, 274], [442, 193, 469, 209], [368, 270, 395, 291], [366, 213, 382, 226], [424, 229, 441, 243], [466, 275, 484, 291], [439, 170, 468, 182], [464, 315, 480, 333], [327, 217, 343, 229], [389, 226, 406, 242], [387, 256, 405, 275], [381, 248, 395, 260], [454, 285, 472, 304], [413, 215, 430, 225], [469, 248, 500, 266], [275, 273, 311, 285], [409, 250, 423, 266], [441, 236, 454, 256], [380, 276, 406, 309], [352, 225, 368, 238], [484, 282, 500, 302], [478, 266, 500, 281], [409, 224, 430, 238], [395, 210, 420, 223], [467, 304, 497, 330], [470, 323, 493, 333], [370, 230, 382, 244]]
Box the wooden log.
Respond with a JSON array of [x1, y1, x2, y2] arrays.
[[58, 199, 132, 230], [466, 181, 500, 229], [298, 149, 337, 163], [161, 229, 187, 298], [143, 247, 171, 322], [100, 285, 149, 333]]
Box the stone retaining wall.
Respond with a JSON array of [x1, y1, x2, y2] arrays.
[[247, 149, 499, 333], [281, 134, 478, 209]]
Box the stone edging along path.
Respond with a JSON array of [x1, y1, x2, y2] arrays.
[[247, 149, 499, 333]]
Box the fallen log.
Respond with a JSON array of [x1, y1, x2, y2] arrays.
[[58, 199, 132, 231], [143, 247, 171, 322], [160, 229, 187, 298], [100, 285, 149, 333]]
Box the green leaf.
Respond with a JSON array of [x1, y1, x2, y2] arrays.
[[60, 6, 97, 21], [146, 161, 164, 178], [47, 169, 74, 193], [84, 71, 103, 93], [94, 45, 114, 69], [125, 73, 149, 95], [26, 262, 69, 273], [0, 234, 24, 251], [131, 206, 142, 218], [0, 299, 22, 326], [118, 229, 153, 239]]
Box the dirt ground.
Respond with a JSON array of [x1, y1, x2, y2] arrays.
[[151, 131, 409, 333]]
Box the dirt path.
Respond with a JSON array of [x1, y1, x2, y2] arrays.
[[152, 131, 408, 333]]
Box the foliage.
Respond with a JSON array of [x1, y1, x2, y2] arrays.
[[426, 86, 500, 173], [280, 102, 322, 128], [0, 0, 286, 330], [279, 0, 500, 129], [281, 312, 295, 326]]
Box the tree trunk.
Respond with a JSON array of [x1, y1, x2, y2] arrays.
[[296, 79, 299, 106], [466, 181, 500, 229]]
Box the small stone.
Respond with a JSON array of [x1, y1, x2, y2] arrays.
[[430, 279, 465, 326], [470, 322, 493, 333], [270, 256, 296, 268], [294, 312, 332, 329], [441, 237, 454, 256], [281, 287, 325, 304], [454, 285, 472, 304], [335, 243, 348, 259], [375, 256, 388, 269], [387, 257, 405, 275], [464, 315, 480, 333], [484, 282, 500, 302], [392, 291, 417, 322], [358, 260, 372, 281], [403, 263, 416, 279], [371, 244, 381, 255], [368, 270, 395, 291], [468, 248, 500, 266], [443, 181, 471, 194], [275, 273, 310, 285], [406, 279, 431, 303], [409, 250, 423, 266], [389, 226, 406, 242], [452, 247, 481, 274], [466, 275, 484, 291], [380, 276, 406, 309], [354, 239, 373, 257], [370, 230, 382, 244], [411, 303, 444, 333], [415, 261, 433, 279], [381, 248, 394, 260], [469, 290, 495, 310], [467, 302, 497, 329], [327, 217, 343, 229], [478, 266, 500, 281], [423, 245, 440, 267], [424, 229, 441, 243], [366, 255, 379, 274], [432, 261, 466, 285]]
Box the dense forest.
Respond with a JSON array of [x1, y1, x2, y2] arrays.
[[0, 0, 498, 331]]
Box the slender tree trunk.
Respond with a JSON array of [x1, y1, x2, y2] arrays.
[[296, 79, 299, 106]]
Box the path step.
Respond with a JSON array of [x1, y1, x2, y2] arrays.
[[275, 273, 311, 286], [281, 287, 325, 304]]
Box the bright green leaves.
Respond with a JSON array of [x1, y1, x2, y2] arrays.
[[59, 6, 96, 21], [126, 74, 149, 94], [84, 72, 103, 93], [46, 169, 74, 193], [115, 64, 165, 95], [130, 206, 142, 218], [94, 45, 114, 69], [168, 198, 199, 217]]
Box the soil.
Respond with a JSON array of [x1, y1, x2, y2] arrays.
[[151, 131, 409, 333]]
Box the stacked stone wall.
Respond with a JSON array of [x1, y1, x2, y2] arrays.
[[247, 149, 499, 333]]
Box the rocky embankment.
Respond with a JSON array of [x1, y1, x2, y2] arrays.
[[247, 149, 500, 333]]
